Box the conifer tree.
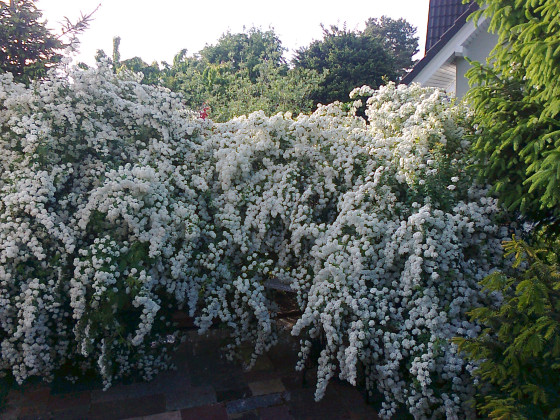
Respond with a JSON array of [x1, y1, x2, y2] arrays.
[[456, 2, 560, 418], [454, 237, 560, 419], [0, 0, 96, 84], [467, 0, 560, 230]]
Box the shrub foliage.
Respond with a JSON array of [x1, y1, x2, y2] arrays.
[[455, 237, 560, 419], [468, 0, 560, 228]]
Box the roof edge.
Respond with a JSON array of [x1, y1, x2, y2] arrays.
[[401, 2, 479, 85]]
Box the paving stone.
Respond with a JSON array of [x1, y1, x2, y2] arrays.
[[172, 311, 197, 329], [212, 376, 250, 394], [287, 387, 349, 420], [228, 410, 259, 420], [17, 394, 51, 420], [50, 372, 102, 395], [249, 379, 286, 396], [91, 381, 160, 403], [166, 384, 217, 411], [180, 403, 229, 420], [216, 386, 252, 402], [170, 343, 193, 371], [143, 411, 183, 420], [18, 413, 52, 420], [152, 369, 192, 395], [16, 384, 51, 415], [47, 404, 93, 420], [242, 354, 278, 382], [258, 404, 295, 420], [267, 339, 300, 375], [3, 329, 380, 420], [0, 408, 18, 420], [189, 354, 243, 388], [3, 389, 26, 420], [280, 375, 304, 392], [243, 368, 282, 383], [251, 354, 275, 371], [90, 393, 166, 420], [48, 390, 91, 411], [327, 381, 379, 419], [348, 410, 381, 420], [226, 392, 287, 415]]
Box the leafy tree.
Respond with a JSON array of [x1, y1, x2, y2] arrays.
[[293, 18, 418, 105], [363, 16, 418, 76], [111, 36, 161, 85], [199, 61, 324, 122], [112, 35, 121, 72], [120, 56, 161, 85], [199, 27, 285, 81], [159, 49, 210, 107], [0, 0, 96, 84], [467, 0, 560, 230], [454, 237, 560, 419], [157, 28, 324, 121]]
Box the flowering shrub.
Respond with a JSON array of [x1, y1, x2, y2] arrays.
[[0, 61, 508, 418], [0, 62, 205, 388], [291, 86, 508, 418]]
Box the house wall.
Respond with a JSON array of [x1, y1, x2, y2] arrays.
[[456, 30, 499, 97]]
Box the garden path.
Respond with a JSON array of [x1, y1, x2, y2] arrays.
[[2, 318, 379, 420]]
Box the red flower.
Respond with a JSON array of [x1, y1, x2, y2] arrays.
[[199, 104, 210, 120]]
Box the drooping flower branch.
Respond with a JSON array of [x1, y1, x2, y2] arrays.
[[0, 62, 508, 418]]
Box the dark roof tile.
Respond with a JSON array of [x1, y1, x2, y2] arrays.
[[400, 2, 479, 85], [426, 0, 473, 53]]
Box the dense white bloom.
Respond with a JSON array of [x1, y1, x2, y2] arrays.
[[0, 64, 202, 386], [0, 62, 507, 420]]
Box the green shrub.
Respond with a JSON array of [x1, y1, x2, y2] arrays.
[[455, 236, 560, 419], [468, 0, 560, 230]]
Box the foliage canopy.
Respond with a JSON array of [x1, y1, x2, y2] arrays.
[[0, 0, 95, 84], [467, 0, 560, 230], [293, 17, 418, 105]]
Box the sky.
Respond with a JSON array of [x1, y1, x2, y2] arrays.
[[37, 0, 430, 65]]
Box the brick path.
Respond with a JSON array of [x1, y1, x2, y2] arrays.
[[2, 319, 379, 420]]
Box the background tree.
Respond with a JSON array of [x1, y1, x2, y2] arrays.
[[106, 20, 418, 121], [154, 27, 324, 121], [111, 36, 161, 85], [293, 18, 418, 105], [363, 16, 418, 77], [0, 0, 96, 84], [199, 27, 285, 81], [0, 0, 63, 83]]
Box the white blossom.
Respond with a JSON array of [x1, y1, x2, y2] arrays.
[[0, 63, 508, 420]]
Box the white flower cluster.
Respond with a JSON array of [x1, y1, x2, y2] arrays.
[[197, 84, 507, 418], [0, 62, 507, 419], [0, 63, 203, 388]]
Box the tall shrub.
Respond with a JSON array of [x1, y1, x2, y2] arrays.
[[467, 0, 560, 229], [455, 237, 560, 419], [1, 59, 508, 418], [0, 62, 205, 388]]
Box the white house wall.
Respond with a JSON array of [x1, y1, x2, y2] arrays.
[[456, 26, 499, 97], [409, 13, 498, 98]]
